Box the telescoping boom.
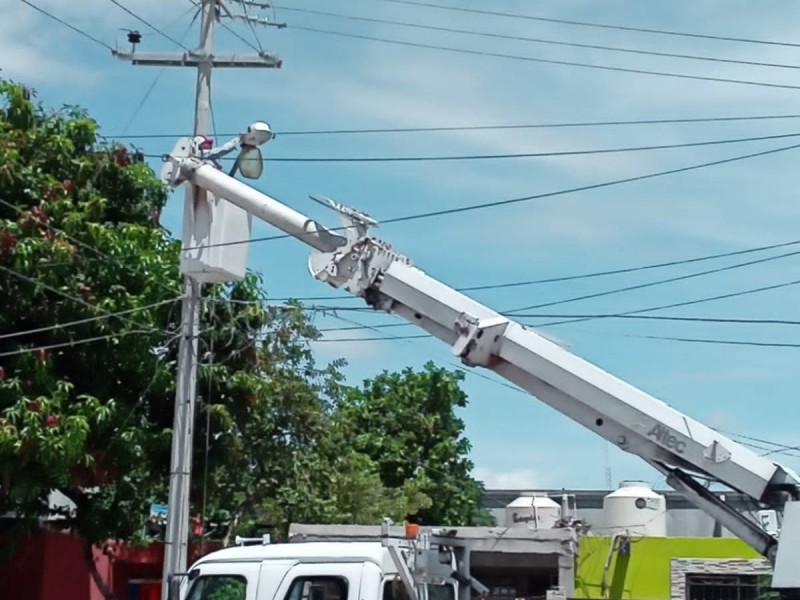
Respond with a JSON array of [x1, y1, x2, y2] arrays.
[[161, 134, 800, 596]]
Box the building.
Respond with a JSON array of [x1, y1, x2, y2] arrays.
[[483, 485, 774, 538]]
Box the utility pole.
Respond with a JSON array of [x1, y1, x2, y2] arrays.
[[112, 3, 282, 599]]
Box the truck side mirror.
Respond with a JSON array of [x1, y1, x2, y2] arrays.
[[237, 146, 264, 180]]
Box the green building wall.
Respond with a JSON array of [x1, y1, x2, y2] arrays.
[[574, 536, 764, 600]]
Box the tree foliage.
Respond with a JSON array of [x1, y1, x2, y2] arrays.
[[0, 79, 490, 596], [336, 362, 493, 526], [0, 78, 440, 549]]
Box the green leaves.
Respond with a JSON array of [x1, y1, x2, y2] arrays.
[[0, 78, 491, 561], [335, 362, 493, 526]]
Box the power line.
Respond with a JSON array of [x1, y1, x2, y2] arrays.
[[533, 277, 800, 328], [505, 248, 800, 314], [317, 313, 800, 333], [107, 0, 192, 51], [0, 264, 161, 333], [322, 313, 523, 393], [177, 140, 800, 252], [280, 5, 800, 71], [290, 25, 800, 91], [0, 297, 180, 341], [149, 131, 800, 163], [382, 141, 800, 224], [0, 198, 177, 295], [107, 114, 800, 139], [272, 237, 800, 302], [0, 329, 161, 359], [374, 0, 800, 49], [315, 330, 800, 349], [17, 0, 114, 50], [121, 16, 198, 135]]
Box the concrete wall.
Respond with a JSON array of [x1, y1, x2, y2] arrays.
[[574, 536, 767, 600]]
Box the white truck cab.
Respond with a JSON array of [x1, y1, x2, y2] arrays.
[[176, 538, 460, 600]]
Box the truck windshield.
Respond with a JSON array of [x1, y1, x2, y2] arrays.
[[186, 575, 247, 600]]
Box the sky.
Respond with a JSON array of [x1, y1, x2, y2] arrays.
[[4, 0, 800, 499]]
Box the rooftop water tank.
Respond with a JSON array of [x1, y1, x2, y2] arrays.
[[505, 494, 562, 529], [602, 481, 667, 536]]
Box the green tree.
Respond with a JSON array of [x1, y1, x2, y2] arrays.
[[0, 78, 182, 596], [0, 79, 429, 600], [197, 290, 430, 542], [335, 361, 493, 526]]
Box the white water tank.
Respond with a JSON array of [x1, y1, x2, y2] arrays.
[[505, 494, 562, 529], [602, 481, 667, 536]]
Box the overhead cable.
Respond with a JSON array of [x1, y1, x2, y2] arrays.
[[0, 264, 161, 333], [0, 198, 177, 295], [315, 330, 800, 349], [0, 329, 160, 358], [281, 5, 800, 71], [107, 0, 192, 51], [290, 25, 800, 91], [107, 114, 800, 139], [152, 131, 800, 163], [381, 141, 800, 224], [317, 313, 800, 333], [533, 277, 800, 328], [17, 0, 114, 50], [177, 141, 800, 252], [0, 297, 181, 341], [374, 0, 800, 49], [272, 237, 800, 301], [505, 248, 800, 314]]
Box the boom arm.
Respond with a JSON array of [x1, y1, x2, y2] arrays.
[[164, 152, 800, 591]]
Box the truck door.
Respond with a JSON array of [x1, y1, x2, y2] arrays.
[[268, 562, 368, 600]]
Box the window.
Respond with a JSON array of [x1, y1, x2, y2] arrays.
[[286, 577, 348, 600], [186, 575, 247, 600], [383, 580, 455, 600], [686, 574, 761, 600]]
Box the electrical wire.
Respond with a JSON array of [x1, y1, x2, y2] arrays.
[[0, 329, 160, 358], [504, 247, 800, 314], [120, 16, 198, 135], [238, 0, 266, 52], [321, 315, 800, 459], [0, 297, 181, 340], [152, 131, 800, 163], [290, 25, 800, 91], [532, 276, 800, 328], [17, 0, 114, 50], [316, 327, 800, 349], [0, 264, 162, 333], [279, 5, 800, 71], [107, 0, 192, 51], [107, 114, 800, 139], [272, 237, 800, 302], [381, 141, 800, 224], [374, 0, 800, 49], [0, 198, 177, 296], [177, 140, 800, 253], [317, 313, 800, 333], [321, 313, 523, 393]]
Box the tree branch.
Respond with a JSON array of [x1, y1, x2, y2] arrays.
[[80, 534, 118, 600]]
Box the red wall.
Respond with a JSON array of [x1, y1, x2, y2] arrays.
[[0, 530, 220, 600]]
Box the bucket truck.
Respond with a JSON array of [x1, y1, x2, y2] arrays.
[[158, 127, 800, 600]]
